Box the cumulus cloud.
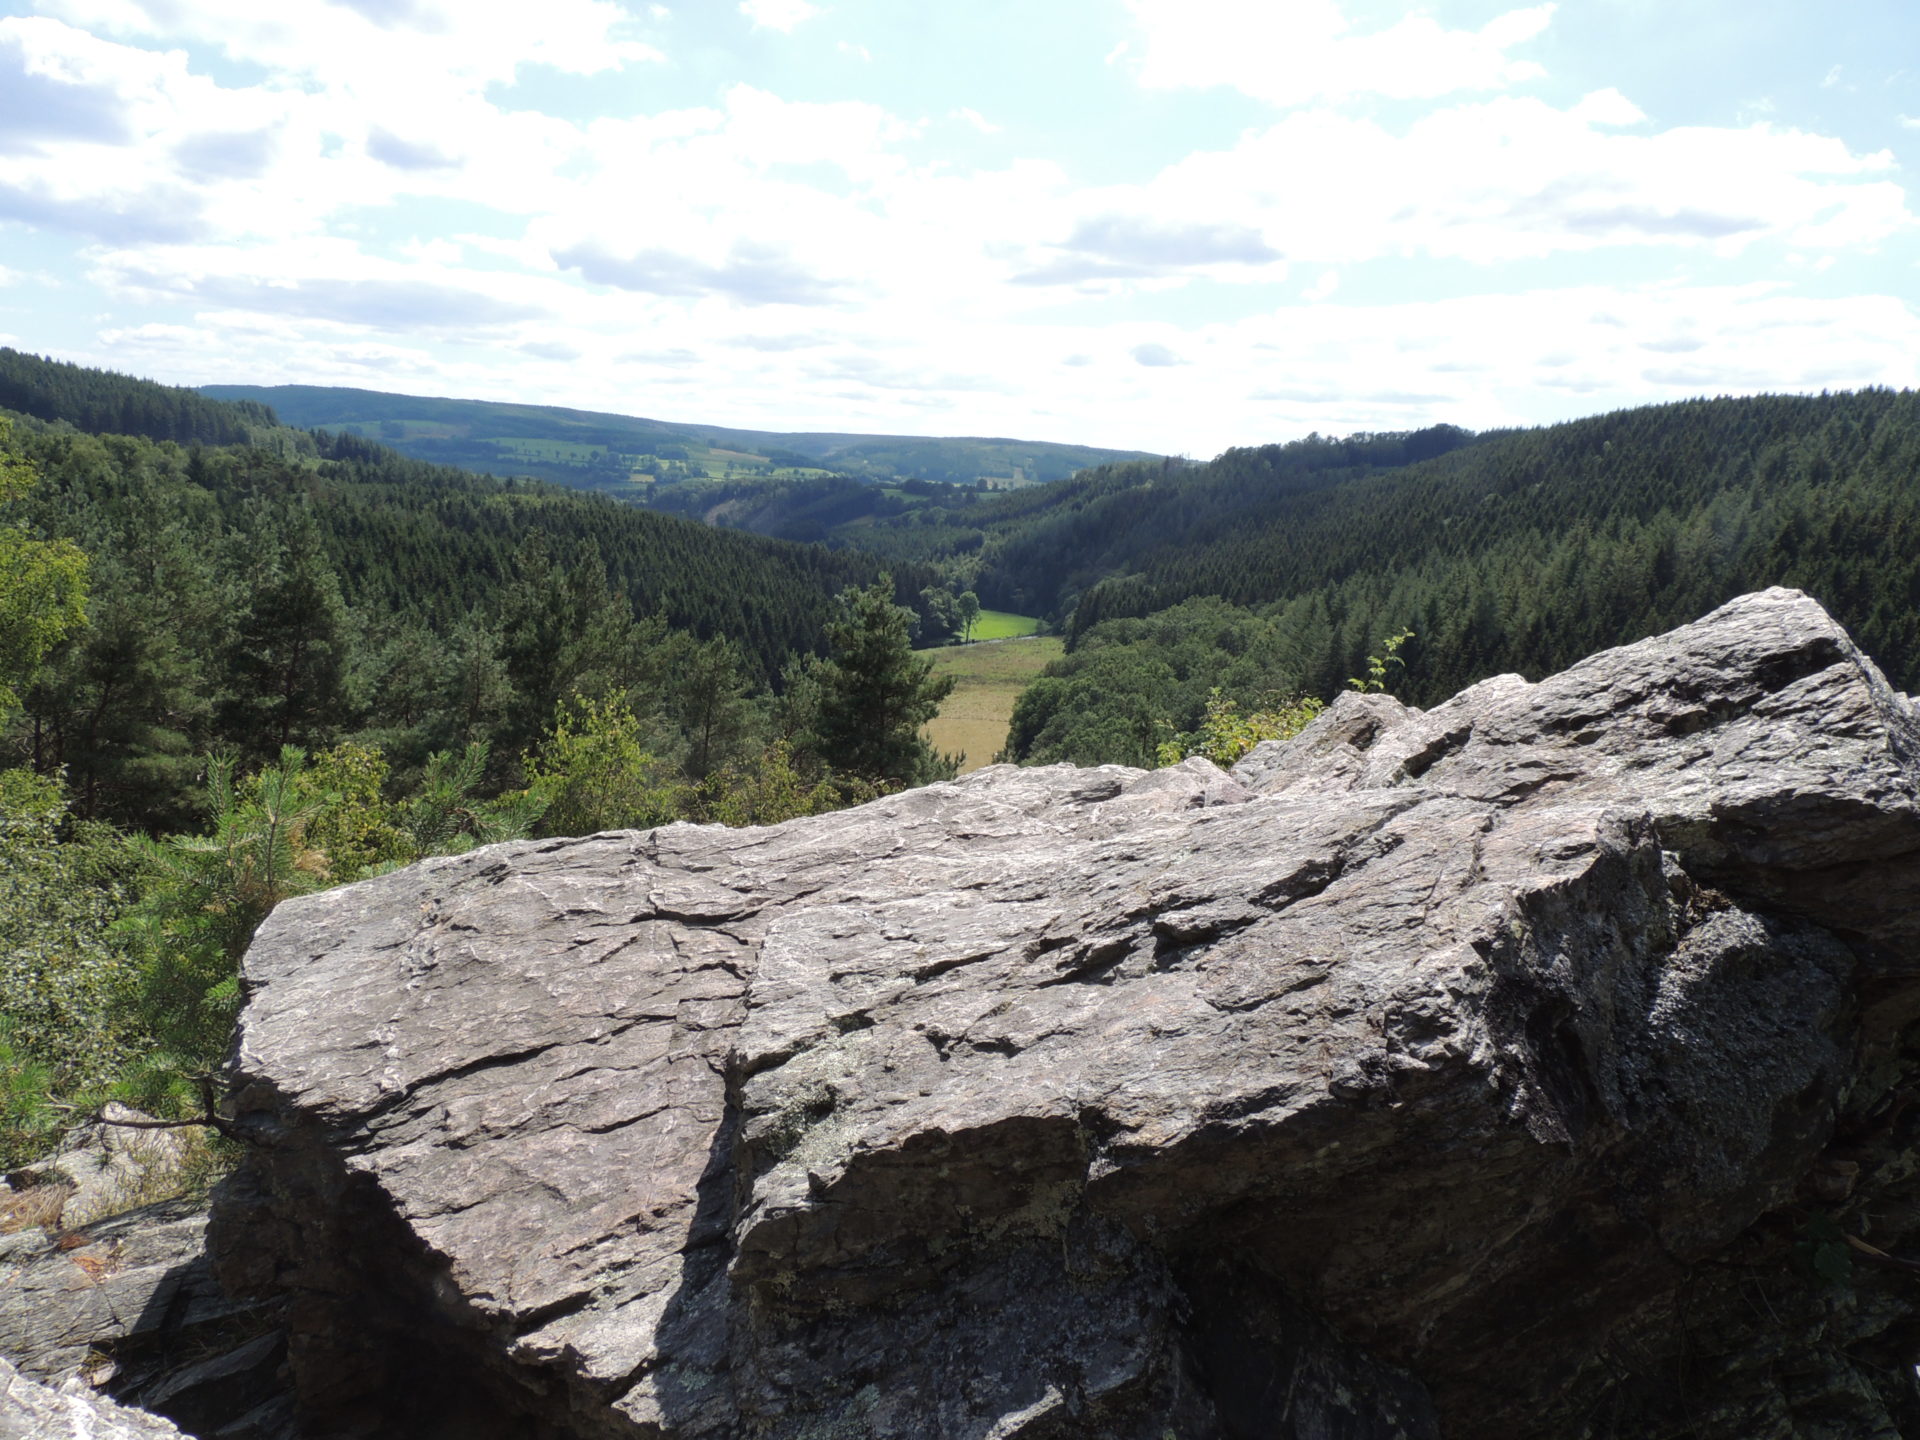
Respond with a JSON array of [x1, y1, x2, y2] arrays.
[[1014, 215, 1281, 285], [1125, 98, 1911, 265], [0, 175, 207, 243], [554, 240, 842, 307], [366, 126, 460, 171], [0, 21, 137, 150], [178, 274, 545, 329], [1124, 0, 1554, 107], [35, 0, 661, 86], [740, 0, 818, 34], [9, 0, 1916, 459], [173, 129, 278, 179]]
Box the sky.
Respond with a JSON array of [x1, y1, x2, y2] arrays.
[[1, 0, 1917, 457]]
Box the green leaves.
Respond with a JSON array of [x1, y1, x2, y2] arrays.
[[1156, 688, 1325, 768], [0, 769, 136, 1163], [0, 417, 88, 723], [810, 578, 956, 788]]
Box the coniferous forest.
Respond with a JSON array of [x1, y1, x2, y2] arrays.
[[3, 343, 1920, 1162]]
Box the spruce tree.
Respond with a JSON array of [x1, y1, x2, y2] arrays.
[[811, 578, 956, 787]]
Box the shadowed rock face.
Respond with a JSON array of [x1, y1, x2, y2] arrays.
[[213, 589, 1920, 1440]]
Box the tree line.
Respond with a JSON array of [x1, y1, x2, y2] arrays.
[[0, 371, 959, 1158], [1002, 392, 1920, 766]]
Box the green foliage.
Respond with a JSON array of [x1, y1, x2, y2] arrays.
[[199, 381, 1153, 491], [811, 578, 958, 787], [0, 409, 942, 827], [1006, 597, 1307, 769], [683, 741, 876, 828], [390, 743, 547, 859], [278, 743, 409, 877], [113, 749, 329, 1110], [664, 634, 756, 782], [1795, 1209, 1855, 1289], [1349, 629, 1414, 694], [1156, 688, 1325, 768], [525, 694, 678, 836], [0, 768, 135, 1163], [0, 417, 88, 720]]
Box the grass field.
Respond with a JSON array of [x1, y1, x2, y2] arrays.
[[920, 634, 1064, 773], [969, 609, 1041, 641]]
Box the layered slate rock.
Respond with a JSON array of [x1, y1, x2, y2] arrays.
[[0, 1192, 291, 1438], [0, 1355, 188, 1440], [216, 589, 1920, 1440]]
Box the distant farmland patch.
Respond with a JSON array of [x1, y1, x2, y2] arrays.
[[968, 609, 1041, 641], [920, 633, 1063, 772]]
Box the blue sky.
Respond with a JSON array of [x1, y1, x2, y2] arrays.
[[1, 0, 1916, 455]]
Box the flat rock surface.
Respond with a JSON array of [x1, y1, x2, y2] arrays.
[[220, 589, 1920, 1440]]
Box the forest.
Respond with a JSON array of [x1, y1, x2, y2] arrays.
[[6, 343, 1920, 1168], [0, 354, 964, 1160], [997, 390, 1920, 765]]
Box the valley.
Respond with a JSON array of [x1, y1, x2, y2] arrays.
[[918, 631, 1062, 772]]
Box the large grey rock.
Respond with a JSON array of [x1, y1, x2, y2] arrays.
[[216, 589, 1920, 1439]]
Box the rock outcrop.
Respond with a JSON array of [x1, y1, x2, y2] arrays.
[[1, 1354, 189, 1439], [214, 589, 1920, 1439], [0, 1192, 291, 1438]]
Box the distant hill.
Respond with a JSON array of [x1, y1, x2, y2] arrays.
[[2, 348, 277, 446], [198, 384, 1156, 495], [933, 388, 1920, 767]]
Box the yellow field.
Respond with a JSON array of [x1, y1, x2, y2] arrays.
[[919, 636, 1065, 773]]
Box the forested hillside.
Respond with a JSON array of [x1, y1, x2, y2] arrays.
[[201, 382, 1154, 492], [1, 362, 971, 1155], [730, 427, 1477, 615], [998, 390, 1920, 766], [0, 348, 965, 838], [0, 348, 278, 447]]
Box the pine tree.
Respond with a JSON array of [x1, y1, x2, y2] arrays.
[[810, 578, 956, 787]]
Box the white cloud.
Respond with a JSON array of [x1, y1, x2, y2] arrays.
[[1302, 269, 1339, 302], [1124, 0, 1555, 107], [1901, 114, 1920, 129], [1132, 342, 1185, 367], [838, 40, 870, 61], [951, 107, 1000, 134], [33, 0, 660, 87], [1570, 88, 1646, 127], [12, 0, 1918, 459], [740, 0, 819, 34], [1094, 98, 1912, 270]]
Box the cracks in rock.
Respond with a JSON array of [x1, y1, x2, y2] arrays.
[[1037, 933, 1140, 988], [909, 948, 1005, 985], [362, 1014, 661, 1129], [1401, 723, 1474, 781]]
